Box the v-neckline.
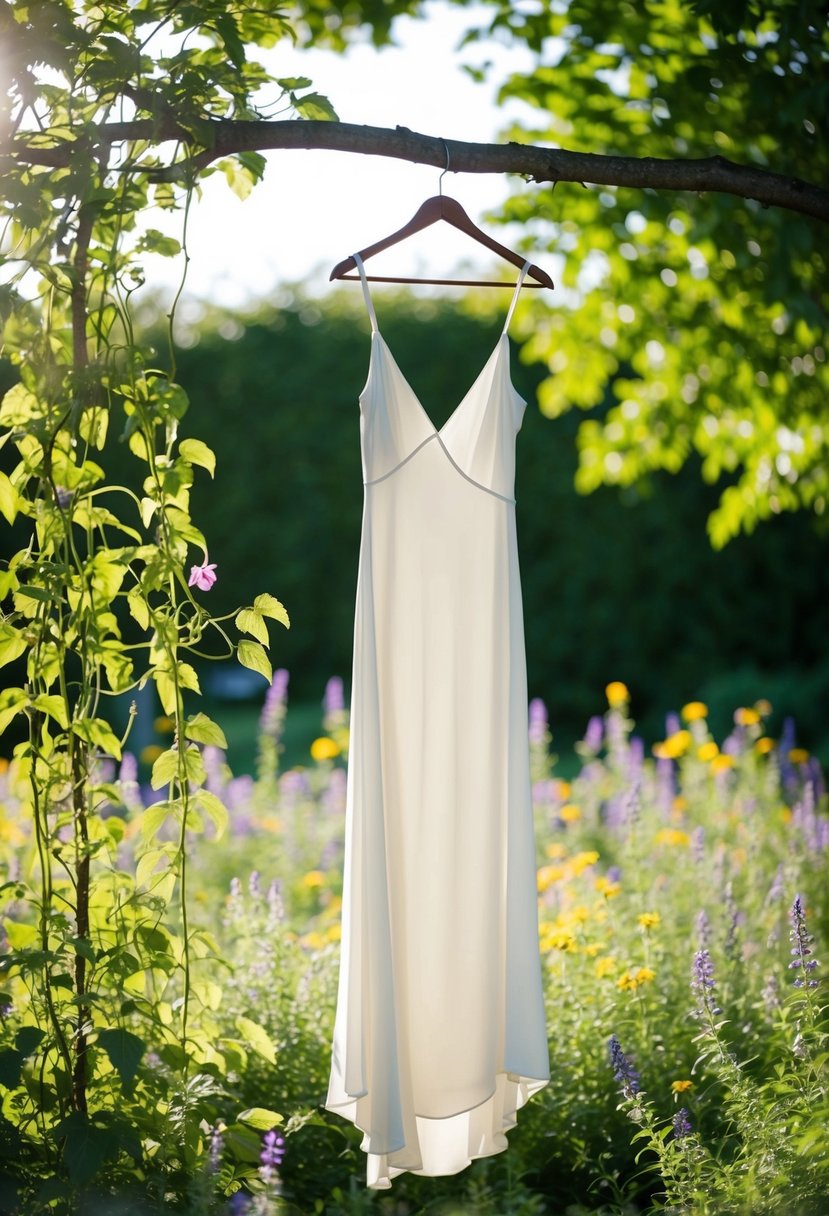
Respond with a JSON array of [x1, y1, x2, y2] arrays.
[[372, 330, 510, 441]]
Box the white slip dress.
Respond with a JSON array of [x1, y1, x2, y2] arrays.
[[324, 255, 550, 1190]]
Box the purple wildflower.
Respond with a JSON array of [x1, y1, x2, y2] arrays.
[[696, 909, 711, 950], [761, 973, 781, 1013], [665, 711, 681, 737], [656, 756, 675, 815], [583, 715, 604, 753], [691, 948, 722, 1017], [259, 1128, 286, 1186], [248, 870, 261, 900], [322, 765, 347, 815], [806, 756, 825, 802], [788, 894, 820, 988], [691, 827, 705, 865], [266, 879, 284, 927], [765, 863, 784, 906], [608, 1033, 640, 1096], [228, 1193, 252, 1215], [627, 735, 644, 781], [529, 698, 549, 747], [208, 1123, 223, 1173], [723, 883, 742, 962], [673, 1107, 692, 1140], [324, 675, 344, 716], [261, 668, 290, 734]]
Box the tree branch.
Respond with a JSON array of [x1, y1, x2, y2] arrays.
[[6, 119, 828, 223]]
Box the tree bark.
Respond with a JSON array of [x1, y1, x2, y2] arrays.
[[5, 120, 828, 224]]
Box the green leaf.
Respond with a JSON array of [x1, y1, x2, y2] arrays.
[[237, 639, 272, 684], [178, 662, 200, 694], [127, 586, 150, 630], [72, 718, 122, 760], [253, 593, 290, 629], [15, 1025, 45, 1056], [151, 748, 178, 790], [139, 802, 176, 844], [184, 712, 227, 749], [2, 919, 38, 949], [136, 228, 182, 258], [294, 91, 339, 121], [153, 667, 177, 716], [0, 688, 27, 736], [96, 1028, 145, 1095], [0, 624, 27, 669], [194, 790, 229, 841], [56, 1112, 121, 1184], [236, 607, 268, 644], [135, 845, 173, 887], [234, 1016, 277, 1065], [179, 438, 215, 477], [0, 1048, 22, 1088], [237, 1107, 284, 1130], [0, 471, 19, 524], [33, 694, 69, 730]]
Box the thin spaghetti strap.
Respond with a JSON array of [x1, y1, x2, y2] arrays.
[[353, 253, 379, 334], [502, 261, 532, 336]]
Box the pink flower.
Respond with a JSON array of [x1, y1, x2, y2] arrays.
[[188, 561, 217, 591]]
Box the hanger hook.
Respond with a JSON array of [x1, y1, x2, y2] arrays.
[[438, 138, 450, 196]]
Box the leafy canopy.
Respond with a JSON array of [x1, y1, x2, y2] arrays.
[[461, 0, 829, 545]]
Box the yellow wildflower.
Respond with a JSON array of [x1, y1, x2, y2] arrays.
[[140, 744, 164, 765], [655, 828, 691, 847], [570, 850, 600, 874], [710, 753, 735, 774], [595, 876, 622, 898], [789, 748, 810, 765], [541, 927, 577, 952], [569, 904, 591, 923], [0, 819, 26, 846], [545, 841, 568, 860], [605, 681, 629, 707], [153, 715, 176, 733], [537, 864, 566, 893], [311, 736, 340, 762], [325, 923, 342, 943], [256, 814, 283, 833], [735, 707, 760, 727], [671, 1080, 694, 1093], [0, 757, 9, 773], [755, 736, 775, 755], [616, 966, 655, 991], [301, 870, 325, 889], [697, 741, 719, 762], [300, 931, 326, 950], [666, 730, 692, 757], [637, 912, 661, 930], [583, 941, 603, 956], [732, 846, 747, 868], [555, 779, 572, 800], [594, 956, 617, 978], [781, 806, 792, 823], [754, 699, 772, 717], [681, 701, 708, 722], [672, 795, 688, 814], [560, 803, 582, 822]]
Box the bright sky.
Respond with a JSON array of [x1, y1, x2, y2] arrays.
[[138, 1, 552, 314]]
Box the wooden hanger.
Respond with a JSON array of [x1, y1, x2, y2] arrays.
[[330, 194, 554, 289]]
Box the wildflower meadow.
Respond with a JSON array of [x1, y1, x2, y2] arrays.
[[1, 676, 826, 1215]]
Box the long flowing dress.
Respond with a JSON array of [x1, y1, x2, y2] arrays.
[[324, 255, 550, 1189]]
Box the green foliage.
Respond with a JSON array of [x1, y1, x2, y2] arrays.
[[4, 679, 826, 1213], [0, 0, 321, 1206], [126, 292, 829, 753], [469, 0, 829, 545]]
